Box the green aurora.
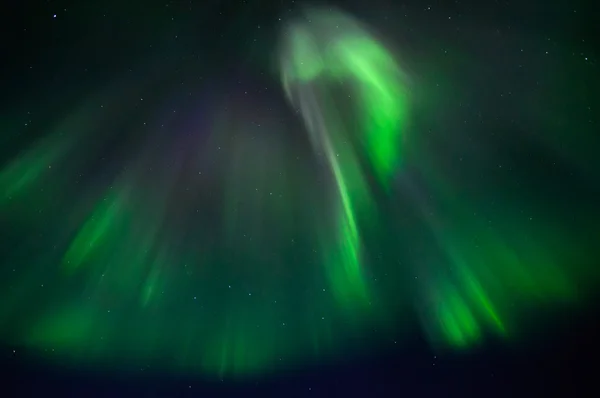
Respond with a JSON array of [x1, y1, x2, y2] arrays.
[[1, 6, 598, 379]]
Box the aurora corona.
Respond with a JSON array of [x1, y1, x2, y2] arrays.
[[0, 6, 597, 380]]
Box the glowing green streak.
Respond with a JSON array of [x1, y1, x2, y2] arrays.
[[281, 9, 408, 308], [63, 191, 128, 272], [460, 266, 505, 334], [0, 139, 67, 201], [331, 37, 408, 184], [281, 9, 408, 185], [327, 150, 367, 303], [141, 266, 161, 307]]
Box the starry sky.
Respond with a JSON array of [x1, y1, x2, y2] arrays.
[[3, 0, 600, 396]]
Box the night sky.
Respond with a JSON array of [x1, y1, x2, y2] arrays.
[[2, 0, 600, 396]]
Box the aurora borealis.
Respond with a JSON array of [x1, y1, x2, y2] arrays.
[[2, 0, 599, 388], [280, 8, 410, 312]]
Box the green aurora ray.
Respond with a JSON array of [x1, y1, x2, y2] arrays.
[[280, 7, 410, 311], [0, 6, 598, 379]]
